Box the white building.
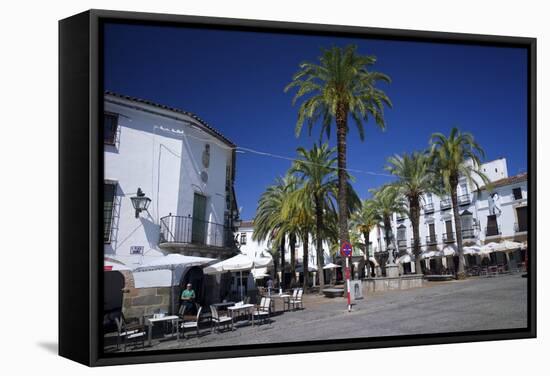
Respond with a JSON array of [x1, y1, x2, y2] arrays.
[[236, 220, 333, 284], [379, 157, 527, 274], [103, 92, 239, 316]]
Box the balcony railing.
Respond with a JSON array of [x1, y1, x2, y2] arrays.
[[159, 214, 234, 248], [442, 232, 455, 243], [397, 239, 407, 250], [458, 193, 471, 205], [462, 228, 476, 239], [514, 222, 528, 233], [396, 214, 407, 221], [410, 237, 422, 247], [440, 198, 452, 210], [423, 203, 434, 214], [485, 225, 501, 237], [426, 235, 437, 245]]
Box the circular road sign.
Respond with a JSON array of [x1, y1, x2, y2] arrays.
[[340, 241, 353, 257]]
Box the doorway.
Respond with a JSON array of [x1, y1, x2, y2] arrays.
[[192, 193, 207, 244]]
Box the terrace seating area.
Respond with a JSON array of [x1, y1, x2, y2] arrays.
[[103, 288, 307, 352]]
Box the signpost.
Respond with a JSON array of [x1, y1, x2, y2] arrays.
[[340, 240, 353, 312]]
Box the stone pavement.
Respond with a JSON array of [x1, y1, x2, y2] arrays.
[[129, 274, 527, 351]]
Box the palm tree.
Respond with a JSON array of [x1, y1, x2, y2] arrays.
[[289, 143, 338, 291], [429, 128, 490, 278], [350, 199, 378, 276], [281, 187, 316, 291], [370, 185, 407, 265], [285, 45, 392, 247], [253, 174, 300, 287], [385, 152, 439, 274]]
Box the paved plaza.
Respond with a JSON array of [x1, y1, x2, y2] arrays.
[[133, 274, 527, 351]]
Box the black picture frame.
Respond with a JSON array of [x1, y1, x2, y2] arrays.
[[59, 9, 537, 367]]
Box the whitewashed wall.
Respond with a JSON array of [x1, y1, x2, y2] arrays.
[[104, 95, 233, 268]]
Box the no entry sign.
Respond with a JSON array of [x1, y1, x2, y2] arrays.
[[340, 240, 353, 257]]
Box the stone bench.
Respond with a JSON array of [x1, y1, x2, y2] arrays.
[[424, 274, 455, 282], [322, 288, 345, 298]]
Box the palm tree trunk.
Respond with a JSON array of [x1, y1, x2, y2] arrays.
[[363, 231, 372, 277], [302, 232, 309, 291], [280, 235, 286, 288], [451, 183, 466, 278], [290, 233, 297, 286], [410, 199, 422, 274], [314, 194, 325, 291], [335, 104, 349, 244]]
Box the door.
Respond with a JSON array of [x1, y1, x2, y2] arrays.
[[516, 206, 528, 232], [428, 223, 436, 243], [486, 214, 499, 236], [445, 220, 454, 240], [192, 193, 207, 244]]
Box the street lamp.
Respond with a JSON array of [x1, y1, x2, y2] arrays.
[[130, 188, 151, 218]]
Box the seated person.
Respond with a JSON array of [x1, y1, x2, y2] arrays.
[[180, 283, 196, 314]]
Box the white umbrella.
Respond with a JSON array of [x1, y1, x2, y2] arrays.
[[323, 262, 340, 269], [252, 267, 270, 279], [495, 240, 523, 252], [134, 254, 215, 314], [441, 245, 457, 257], [204, 254, 273, 299], [397, 254, 412, 264], [421, 250, 441, 259], [463, 246, 481, 256], [481, 242, 500, 256]]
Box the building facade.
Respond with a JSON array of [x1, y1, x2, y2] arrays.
[[375, 158, 527, 274], [103, 92, 239, 317]]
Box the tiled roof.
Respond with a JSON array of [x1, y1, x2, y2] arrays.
[[104, 91, 236, 147], [478, 173, 528, 191]]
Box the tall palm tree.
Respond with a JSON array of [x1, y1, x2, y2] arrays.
[[370, 185, 407, 265], [289, 143, 339, 291], [385, 152, 439, 274], [350, 199, 378, 276], [285, 45, 392, 247], [281, 187, 316, 290], [429, 127, 490, 278], [253, 174, 300, 287]]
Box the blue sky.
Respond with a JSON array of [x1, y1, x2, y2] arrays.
[[104, 23, 528, 220]]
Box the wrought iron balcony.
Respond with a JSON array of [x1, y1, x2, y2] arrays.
[[440, 198, 452, 210], [159, 214, 234, 248], [485, 225, 501, 237], [426, 235, 437, 245], [423, 203, 434, 214], [442, 232, 455, 243], [458, 193, 471, 205], [462, 228, 476, 239], [410, 237, 422, 247]]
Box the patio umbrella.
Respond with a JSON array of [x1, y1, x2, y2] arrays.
[[134, 254, 216, 314], [520, 241, 528, 250], [323, 262, 340, 269], [495, 240, 523, 252], [441, 245, 457, 257], [397, 254, 412, 264], [463, 246, 481, 256], [421, 250, 441, 259], [203, 254, 273, 300], [480, 242, 500, 256]]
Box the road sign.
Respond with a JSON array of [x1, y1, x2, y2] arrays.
[[340, 240, 353, 257]]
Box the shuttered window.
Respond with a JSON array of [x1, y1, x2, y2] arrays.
[[104, 183, 116, 243]]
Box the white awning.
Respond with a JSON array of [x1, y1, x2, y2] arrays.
[[495, 240, 523, 252], [441, 245, 457, 257], [463, 246, 481, 255], [421, 250, 441, 259], [133, 254, 215, 272], [323, 262, 340, 269], [104, 259, 132, 271], [203, 254, 273, 275], [397, 254, 412, 264]]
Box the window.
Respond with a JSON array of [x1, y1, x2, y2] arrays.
[[240, 233, 247, 245], [104, 112, 119, 145], [104, 183, 117, 243], [513, 187, 523, 201]]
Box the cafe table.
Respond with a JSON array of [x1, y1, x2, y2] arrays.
[[270, 293, 291, 312], [145, 315, 179, 346], [227, 304, 255, 327]]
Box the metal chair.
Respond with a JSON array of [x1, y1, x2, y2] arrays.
[[115, 315, 146, 351], [253, 297, 271, 325], [210, 305, 233, 333], [179, 306, 202, 339], [289, 289, 304, 310]]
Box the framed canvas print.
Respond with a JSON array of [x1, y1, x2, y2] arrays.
[[59, 9, 536, 366]]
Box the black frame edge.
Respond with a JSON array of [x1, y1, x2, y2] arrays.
[[59, 10, 93, 366]]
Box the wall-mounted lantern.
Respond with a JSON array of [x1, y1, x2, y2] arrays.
[[130, 187, 151, 218]]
